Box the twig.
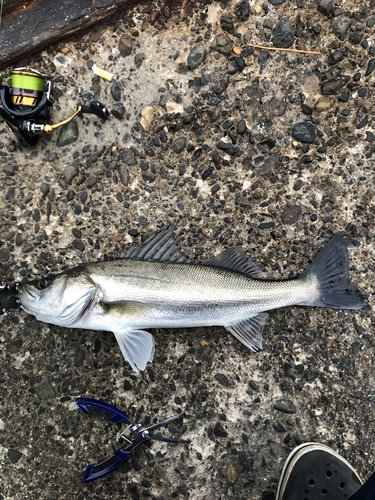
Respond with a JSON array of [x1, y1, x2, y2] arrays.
[[245, 42, 322, 55], [0, 0, 3, 27]]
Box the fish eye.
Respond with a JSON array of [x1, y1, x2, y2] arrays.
[[38, 280, 49, 290]]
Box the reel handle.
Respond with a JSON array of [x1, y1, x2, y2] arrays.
[[81, 101, 109, 120]]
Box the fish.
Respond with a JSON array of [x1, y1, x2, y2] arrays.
[[18, 228, 367, 372]]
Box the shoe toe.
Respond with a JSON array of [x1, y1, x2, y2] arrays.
[[279, 447, 362, 500]]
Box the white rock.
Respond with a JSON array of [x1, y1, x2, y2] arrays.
[[140, 105, 156, 132]]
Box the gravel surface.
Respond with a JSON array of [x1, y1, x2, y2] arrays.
[[0, 1, 374, 499]]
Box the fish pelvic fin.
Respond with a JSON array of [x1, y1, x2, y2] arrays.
[[298, 233, 367, 310], [114, 329, 155, 372], [225, 312, 269, 352], [202, 247, 263, 278]]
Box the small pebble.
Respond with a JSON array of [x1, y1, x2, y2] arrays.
[[112, 103, 125, 119], [237, 120, 246, 134], [227, 61, 237, 75], [0, 247, 10, 262], [138, 216, 149, 226], [111, 82, 121, 102], [134, 53, 146, 68], [118, 166, 130, 187], [348, 31, 363, 45], [225, 461, 239, 486], [332, 16, 352, 41], [87, 175, 97, 188], [365, 59, 375, 77], [56, 120, 79, 146], [172, 137, 187, 154], [6, 140, 16, 152], [318, 0, 333, 16], [292, 122, 316, 143], [202, 167, 214, 180], [150, 10, 160, 24], [339, 91, 349, 102], [119, 35, 133, 56], [72, 228, 82, 238], [220, 15, 235, 34], [188, 44, 208, 70], [217, 141, 235, 156], [258, 221, 274, 229], [280, 205, 302, 225], [321, 76, 350, 95], [293, 179, 305, 191], [249, 380, 259, 391], [214, 421, 228, 437], [63, 165, 79, 184], [272, 20, 295, 48], [40, 183, 50, 197], [274, 399, 297, 414], [72, 239, 85, 252], [6, 187, 14, 200], [208, 95, 221, 106], [259, 163, 271, 176], [122, 149, 137, 166], [234, 0, 250, 21], [140, 105, 156, 132], [314, 97, 336, 112], [234, 57, 245, 70]]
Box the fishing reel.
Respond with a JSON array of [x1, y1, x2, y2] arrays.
[[0, 67, 109, 146]]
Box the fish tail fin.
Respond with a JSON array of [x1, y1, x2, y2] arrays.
[[298, 233, 367, 310]]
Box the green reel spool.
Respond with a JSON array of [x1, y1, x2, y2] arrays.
[[11, 68, 47, 108], [12, 72, 45, 92]]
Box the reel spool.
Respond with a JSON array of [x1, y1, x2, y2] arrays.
[[10, 68, 47, 109], [0, 67, 108, 146]]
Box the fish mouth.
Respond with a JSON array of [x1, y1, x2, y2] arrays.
[[18, 285, 39, 303]]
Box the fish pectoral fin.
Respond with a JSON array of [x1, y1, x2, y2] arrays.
[[225, 312, 269, 352], [114, 329, 155, 372], [202, 247, 264, 278], [99, 300, 151, 318]]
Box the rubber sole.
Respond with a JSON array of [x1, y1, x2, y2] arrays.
[[276, 443, 363, 500]]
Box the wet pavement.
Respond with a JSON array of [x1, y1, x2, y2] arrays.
[[0, 0, 374, 499]]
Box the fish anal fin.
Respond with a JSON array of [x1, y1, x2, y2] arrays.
[[203, 247, 263, 278], [114, 329, 155, 372], [124, 226, 189, 264], [225, 312, 269, 352]]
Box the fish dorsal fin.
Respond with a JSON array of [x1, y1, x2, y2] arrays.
[[124, 227, 189, 263], [225, 312, 269, 351], [202, 247, 263, 278], [114, 329, 155, 372]]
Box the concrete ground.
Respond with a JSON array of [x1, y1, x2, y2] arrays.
[[0, 0, 374, 499]]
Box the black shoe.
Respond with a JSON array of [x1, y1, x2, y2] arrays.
[[276, 443, 363, 500]]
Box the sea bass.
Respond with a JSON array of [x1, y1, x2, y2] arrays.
[[18, 228, 366, 371]]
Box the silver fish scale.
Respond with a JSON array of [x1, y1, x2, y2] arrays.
[[83, 259, 314, 328]]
